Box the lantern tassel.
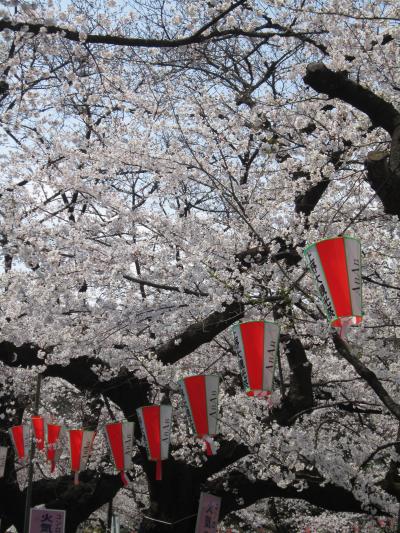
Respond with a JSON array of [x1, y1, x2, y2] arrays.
[[339, 317, 353, 339], [120, 471, 129, 486], [50, 461, 55, 473], [155, 459, 162, 481], [203, 436, 217, 456], [253, 390, 272, 406], [254, 390, 270, 398], [74, 471, 79, 485]]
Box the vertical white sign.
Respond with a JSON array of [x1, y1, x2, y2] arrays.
[[195, 492, 221, 533], [111, 514, 120, 533], [0, 447, 7, 478], [29, 509, 66, 533]]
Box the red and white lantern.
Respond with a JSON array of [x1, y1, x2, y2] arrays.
[[46, 423, 63, 472], [31, 416, 45, 451], [232, 321, 279, 397], [104, 421, 135, 486], [9, 425, 31, 462], [136, 405, 172, 481], [179, 375, 219, 456], [304, 236, 362, 336], [68, 429, 96, 485]]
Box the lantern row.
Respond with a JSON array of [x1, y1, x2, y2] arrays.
[[3, 375, 223, 483], [1, 236, 363, 483], [3, 353, 274, 484]]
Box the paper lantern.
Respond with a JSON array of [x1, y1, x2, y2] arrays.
[[179, 375, 219, 455], [9, 425, 31, 462], [31, 416, 45, 451], [232, 321, 279, 397], [104, 421, 134, 486], [0, 446, 7, 478], [304, 236, 362, 335], [46, 423, 63, 472], [136, 405, 172, 480], [68, 429, 96, 485]]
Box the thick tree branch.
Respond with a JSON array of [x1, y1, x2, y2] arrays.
[[155, 301, 244, 364], [360, 440, 400, 470], [199, 441, 249, 481], [303, 63, 400, 135], [273, 336, 314, 425], [365, 150, 400, 218], [208, 470, 368, 519], [295, 177, 330, 217], [304, 62, 400, 217], [0, 1, 246, 49], [332, 333, 400, 421], [122, 273, 208, 297], [0, 12, 327, 54]]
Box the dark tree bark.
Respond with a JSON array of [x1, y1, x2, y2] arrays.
[[304, 62, 400, 218]]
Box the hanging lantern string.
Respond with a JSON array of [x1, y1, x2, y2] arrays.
[[142, 513, 197, 526], [120, 471, 129, 486], [102, 394, 117, 422], [155, 459, 162, 481]]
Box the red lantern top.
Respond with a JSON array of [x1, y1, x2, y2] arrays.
[[304, 236, 362, 331]]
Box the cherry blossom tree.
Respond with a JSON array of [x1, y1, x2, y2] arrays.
[[0, 0, 400, 531]]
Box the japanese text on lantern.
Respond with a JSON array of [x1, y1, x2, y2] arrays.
[[137, 414, 150, 457], [208, 388, 218, 422], [305, 250, 336, 319], [81, 435, 93, 464], [351, 257, 361, 294], [161, 417, 171, 444], [265, 337, 276, 371], [232, 327, 249, 390]]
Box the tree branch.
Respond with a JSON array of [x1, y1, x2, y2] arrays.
[[273, 336, 314, 425], [332, 333, 400, 421], [304, 62, 400, 217], [360, 440, 400, 470], [155, 301, 244, 364], [0, 2, 245, 49], [207, 470, 368, 519], [122, 273, 208, 297], [303, 63, 400, 135]]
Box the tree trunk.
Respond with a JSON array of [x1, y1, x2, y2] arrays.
[[138, 460, 201, 533]]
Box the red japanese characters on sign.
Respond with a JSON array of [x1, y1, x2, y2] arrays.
[[195, 492, 221, 533], [29, 509, 66, 533]]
